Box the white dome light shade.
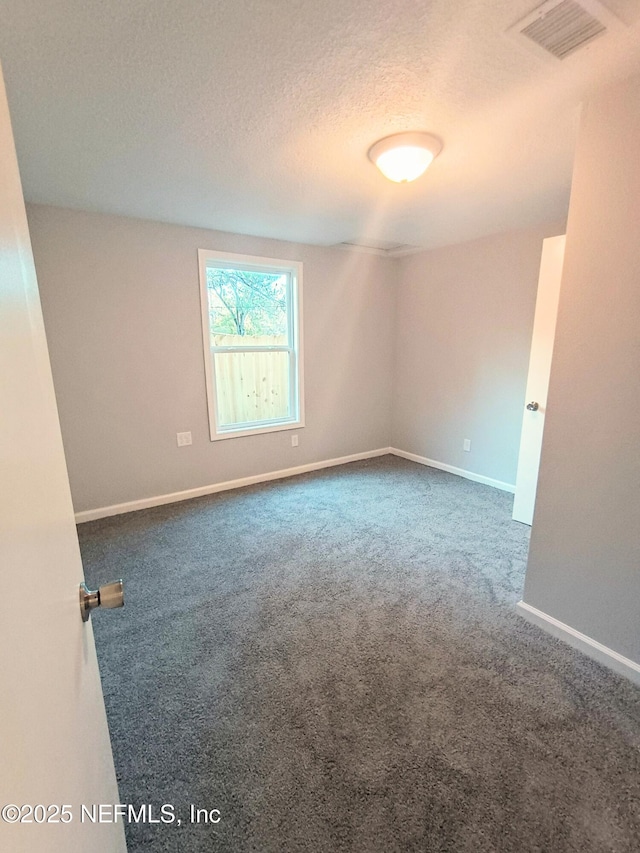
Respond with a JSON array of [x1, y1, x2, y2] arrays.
[[368, 132, 442, 183]]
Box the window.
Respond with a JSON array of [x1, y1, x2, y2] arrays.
[[198, 249, 304, 440]]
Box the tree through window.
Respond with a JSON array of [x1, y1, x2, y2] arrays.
[[207, 268, 287, 337]]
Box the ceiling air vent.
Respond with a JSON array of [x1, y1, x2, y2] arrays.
[[508, 0, 622, 60]]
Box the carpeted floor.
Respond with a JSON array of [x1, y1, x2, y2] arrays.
[[79, 456, 640, 852]]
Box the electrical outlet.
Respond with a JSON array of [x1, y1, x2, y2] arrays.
[[177, 431, 192, 447], [291, 434, 299, 447], [463, 439, 471, 452]]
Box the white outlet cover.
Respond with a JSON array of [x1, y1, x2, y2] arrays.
[[177, 431, 192, 446]]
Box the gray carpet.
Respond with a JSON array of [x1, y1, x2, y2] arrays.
[[79, 456, 640, 852]]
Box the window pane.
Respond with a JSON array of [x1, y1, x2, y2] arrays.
[[213, 351, 291, 428], [207, 266, 288, 344]]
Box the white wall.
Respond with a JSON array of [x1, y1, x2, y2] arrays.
[[523, 72, 640, 665], [391, 224, 564, 486], [28, 205, 395, 513]]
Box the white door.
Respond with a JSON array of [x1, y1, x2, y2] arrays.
[[0, 66, 126, 852], [512, 235, 566, 525]]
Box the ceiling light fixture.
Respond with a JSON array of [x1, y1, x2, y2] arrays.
[[368, 131, 442, 183]]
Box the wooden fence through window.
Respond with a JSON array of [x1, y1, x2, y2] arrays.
[[212, 334, 290, 426]]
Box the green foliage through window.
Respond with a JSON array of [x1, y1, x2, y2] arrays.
[[207, 268, 287, 338]]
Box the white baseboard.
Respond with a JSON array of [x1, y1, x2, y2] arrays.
[[75, 445, 516, 523], [74, 447, 391, 523], [516, 600, 640, 686], [389, 448, 516, 493]]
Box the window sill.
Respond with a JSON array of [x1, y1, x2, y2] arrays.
[[210, 418, 304, 442]]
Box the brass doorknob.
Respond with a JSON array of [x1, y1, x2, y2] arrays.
[[80, 580, 124, 622]]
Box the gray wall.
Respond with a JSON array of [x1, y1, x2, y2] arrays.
[[29, 205, 395, 512], [29, 205, 567, 516], [391, 224, 564, 486], [523, 72, 640, 664]]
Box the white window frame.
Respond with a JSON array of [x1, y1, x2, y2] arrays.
[[198, 249, 304, 441]]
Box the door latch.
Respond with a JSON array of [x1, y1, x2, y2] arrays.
[[79, 580, 124, 622]]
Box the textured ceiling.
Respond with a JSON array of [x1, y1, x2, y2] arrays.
[[0, 0, 639, 250]]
